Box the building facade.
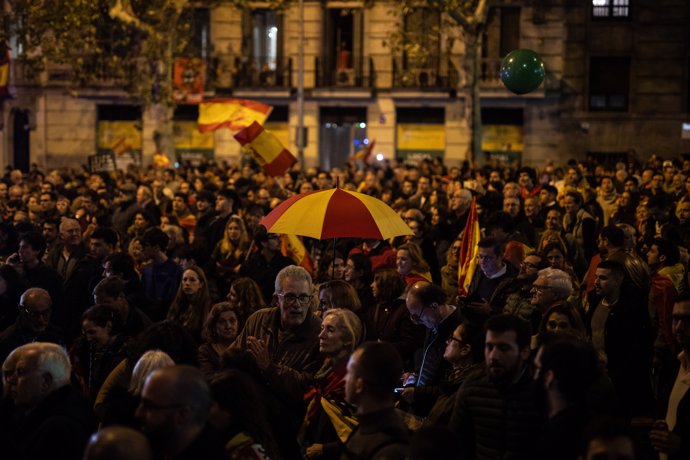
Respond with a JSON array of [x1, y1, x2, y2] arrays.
[[1, 0, 689, 171]]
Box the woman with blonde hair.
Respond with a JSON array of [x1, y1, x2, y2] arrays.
[[100, 349, 175, 427], [212, 215, 251, 291], [301, 308, 364, 458], [396, 242, 431, 285], [167, 265, 213, 342]]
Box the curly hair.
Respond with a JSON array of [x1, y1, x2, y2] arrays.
[[229, 277, 266, 325], [202, 302, 241, 344]]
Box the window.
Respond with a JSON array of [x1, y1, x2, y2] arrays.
[[592, 0, 630, 19], [252, 10, 281, 71], [589, 57, 630, 111], [403, 9, 440, 68]]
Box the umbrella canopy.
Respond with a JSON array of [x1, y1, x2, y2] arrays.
[[260, 188, 413, 240]]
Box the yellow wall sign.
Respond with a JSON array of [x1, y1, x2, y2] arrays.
[[97, 121, 142, 154], [482, 125, 524, 152], [396, 124, 445, 150], [174, 121, 215, 150]]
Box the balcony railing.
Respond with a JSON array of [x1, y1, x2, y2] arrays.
[[478, 57, 504, 88], [392, 56, 459, 89], [315, 56, 375, 88], [226, 56, 292, 89]]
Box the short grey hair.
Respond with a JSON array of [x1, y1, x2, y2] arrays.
[[129, 350, 175, 395], [14, 342, 71, 388], [274, 265, 312, 295], [537, 267, 573, 300]]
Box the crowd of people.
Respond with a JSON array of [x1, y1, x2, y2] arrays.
[[0, 153, 690, 460]]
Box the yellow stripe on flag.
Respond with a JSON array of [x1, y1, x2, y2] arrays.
[[197, 99, 272, 133], [458, 198, 481, 297], [252, 129, 285, 164], [281, 234, 313, 275], [0, 63, 8, 88], [234, 121, 296, 177]]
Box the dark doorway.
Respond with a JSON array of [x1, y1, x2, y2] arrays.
[[12, 109, 30, 172], [319, 107, 368, 170]]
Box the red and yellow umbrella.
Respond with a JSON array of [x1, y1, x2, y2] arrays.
[[260, 188, 413, 240]]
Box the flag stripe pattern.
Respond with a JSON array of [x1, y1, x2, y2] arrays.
[[198, 99, 272, 133], [234, 121, 296, 177], [281, 234, 314, 275], [457, 197, 481, 297], [261, 188, 413, 240]]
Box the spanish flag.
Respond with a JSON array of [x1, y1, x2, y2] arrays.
[[457, 197, 480, 297], [197, 99, 272, 133], [0, 49, 10, 99], [234, 121, 296, 177], [350, 139, 375, 164], [281, 234, 314, 275]]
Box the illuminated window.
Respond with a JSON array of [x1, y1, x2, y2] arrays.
[[592, 0, 630, 18]]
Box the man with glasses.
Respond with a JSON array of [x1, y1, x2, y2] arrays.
[[136, 365, 225, 459], [504, 253, 549, 329], [400, 281, 462, 417], [530, 267, 573, 323], [3, 342, 94, 460], [0, 287, 64, 363], [232, 264, 321, 459], [233, 265, 321, 396]]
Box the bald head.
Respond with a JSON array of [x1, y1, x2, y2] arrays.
[[407, 281, 446, 307], [141, 365, 211, 427], [84, 426, 153, 460], [21, 287, 52, 308], [20, 288, 52, 332]]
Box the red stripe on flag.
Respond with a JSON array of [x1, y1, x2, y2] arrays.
[[321, 189, 382, 239], [264, 149, 297, 176], [233, 121, 264, 145]]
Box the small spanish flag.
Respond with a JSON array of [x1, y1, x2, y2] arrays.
[[198, 99, 272, 133], [234, 121, 296, 177], [281, 234, 314, 275], [458, 197, 481, 297], [0, 49, 10, 99]]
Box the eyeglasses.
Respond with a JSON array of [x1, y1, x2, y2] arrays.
[[276, 293, 313, 305], [531, 284, 552, 293], [410, 304, 428, 325], [520, 261, 538, 270], [21, 305, 52, 319], [446, 336, 464, 345]]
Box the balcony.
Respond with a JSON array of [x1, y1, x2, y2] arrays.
[[315, 56, 375, 88], [218, 56, 292, 94], [391, 56, 459, 98], [479, 57, 504, 89]]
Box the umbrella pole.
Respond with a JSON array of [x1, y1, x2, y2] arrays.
[[332, 237, 337, 280]]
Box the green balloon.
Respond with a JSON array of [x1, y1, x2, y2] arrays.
[[500, 49, 545, 95]]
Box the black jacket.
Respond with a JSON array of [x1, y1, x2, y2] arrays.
[[10, 384, 95, 460], [449, 365, 544, 460]]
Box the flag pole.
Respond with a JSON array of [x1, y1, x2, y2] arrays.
[[296, 0, 305, 168]]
